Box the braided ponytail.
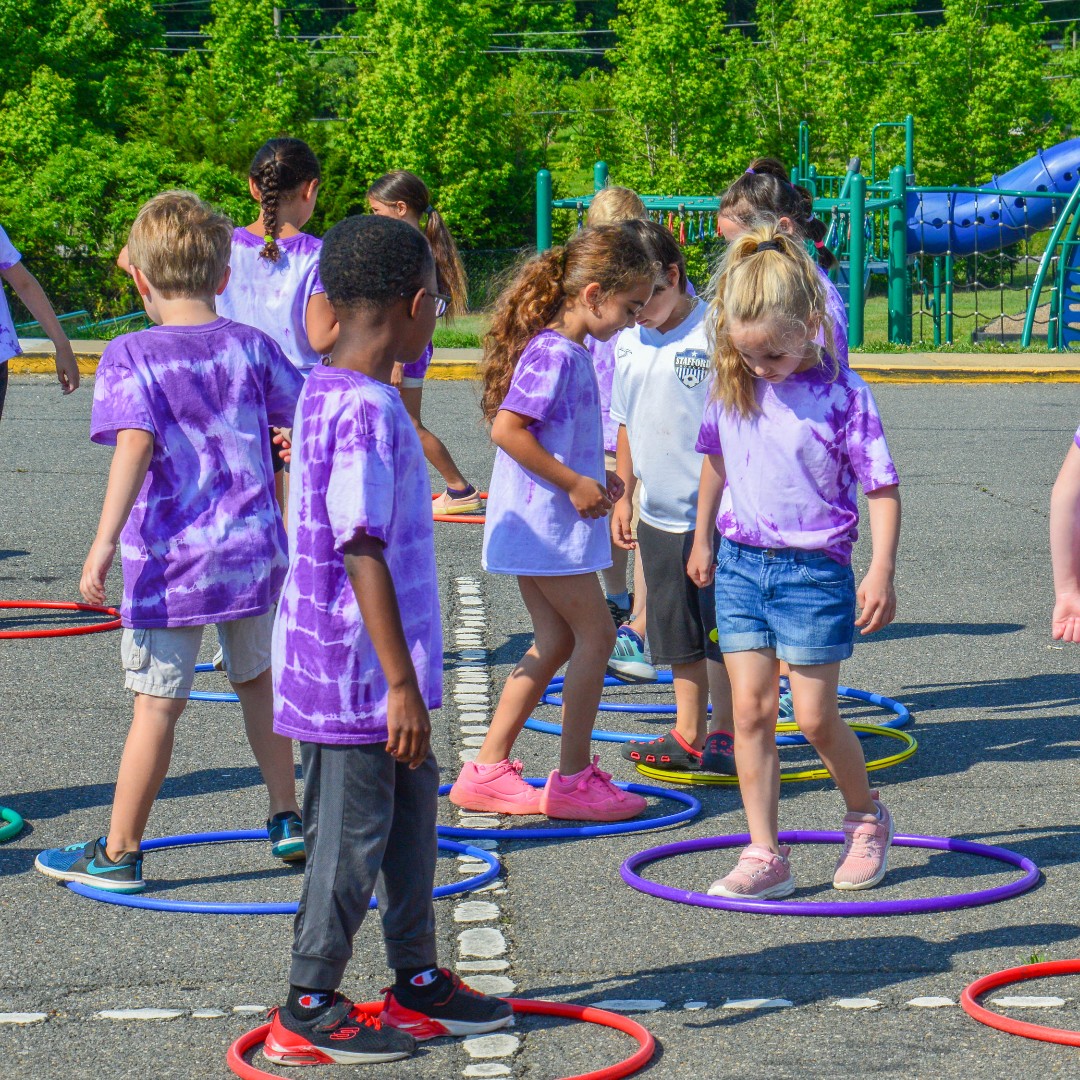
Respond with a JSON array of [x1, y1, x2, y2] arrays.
[[247, 138, 322, 263]]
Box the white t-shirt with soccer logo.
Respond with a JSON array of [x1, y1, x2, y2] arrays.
[[610, 298, 712, 533]]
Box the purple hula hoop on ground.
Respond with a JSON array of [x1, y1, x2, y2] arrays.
[[620, 831, 1040, 916]]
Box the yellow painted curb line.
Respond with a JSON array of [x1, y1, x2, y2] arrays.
[[11, 355, 100, 376]]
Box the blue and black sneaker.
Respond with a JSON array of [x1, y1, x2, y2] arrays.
[[268, 811, 306, 863], [34, 838, 144, 893]]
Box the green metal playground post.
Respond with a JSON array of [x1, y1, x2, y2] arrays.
[[932, 257, 942, 348], [594, 161, 609, 193], [537, 169, 552, 252], [945, 254, 954, 344], [848, 174, 867, 349], [887, 165, 911, 344], [905, 114, 914, 180]]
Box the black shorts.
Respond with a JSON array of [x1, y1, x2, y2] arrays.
[[637, 521, 722, 666], [0, 361, 8, 422]]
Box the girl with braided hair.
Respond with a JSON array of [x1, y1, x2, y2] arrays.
[[367, 171, 481, 516]]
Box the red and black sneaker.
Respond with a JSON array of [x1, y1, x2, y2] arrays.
[[380, 970, 514, 1040], [619, 728, 702, 771], [263, 995, 417, 1065]]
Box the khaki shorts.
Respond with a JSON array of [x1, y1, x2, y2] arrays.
[[399, 374, 425, 390], [121, 611, 274, 699], [605, 451, 641, 532]]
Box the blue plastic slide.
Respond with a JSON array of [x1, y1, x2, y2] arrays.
[[907, 138, 1080, 256]]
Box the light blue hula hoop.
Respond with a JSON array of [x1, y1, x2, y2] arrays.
[[529, 673, 911, 747], [65, 831, 499, 914], [189, 661, 238, 703], [437, 779, 700, 840]]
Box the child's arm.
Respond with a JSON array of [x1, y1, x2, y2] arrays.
[[344, 537, 430, 767], [612, 424, 637, 550], [0, 262, 79, 393], [687, 453, 726, 587], [1050, 442, 1080, 641], [80, 429, 154, 604], [492, 409, 612, 518], [305, 293, 339, 356], [855, 485, 900, 635]]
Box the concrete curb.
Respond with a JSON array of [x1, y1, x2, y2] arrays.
[[12, 341, 1080, 384]]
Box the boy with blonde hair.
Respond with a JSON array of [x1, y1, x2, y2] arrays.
[[36, 191, 306, 893]]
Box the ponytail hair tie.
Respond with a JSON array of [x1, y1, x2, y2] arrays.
[[814, 239, 825, 250], [745, 167, 755, 175], [425, 204, 435, 215], [264, 234, 274, 244], [755, 239, 782, 253]]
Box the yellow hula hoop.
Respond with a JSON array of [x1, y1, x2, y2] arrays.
[[634, 722, 918, 787]]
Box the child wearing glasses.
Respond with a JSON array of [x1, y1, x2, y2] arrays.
[[367, 171, 482, 516], [263, 214, 511, 1065]]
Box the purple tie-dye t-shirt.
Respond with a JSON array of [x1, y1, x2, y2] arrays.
[[821, 268, 849, 370], [584, 334, 618, 454], [0, 225, 23, 364], [696, 363, 898, 565], [402, 341, 434, 381], [217, 228, 326, 371], [483, 330, 611, 577], [272, 365, 442, 744], [91, 318, 304, 627]]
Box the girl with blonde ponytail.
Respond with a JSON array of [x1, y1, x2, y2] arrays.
[[449, 224, 659, 823], [367, 171, 478, 515], [687, 224, 902, 901]]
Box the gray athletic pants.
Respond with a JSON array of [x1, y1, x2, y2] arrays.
[[289, 742, 439, 990]]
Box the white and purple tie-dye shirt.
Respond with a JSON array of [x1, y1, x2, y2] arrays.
[[217, 228, 326, 371], [0, 225, 23, 364], [402, 340, 434, 381], [483, 330, 610, 576], [820, 267, 849, 369], [91, 318, 304, 627], [272, 365, 442, 744], [696, 363, 898, 565]]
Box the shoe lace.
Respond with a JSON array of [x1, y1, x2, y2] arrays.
[[317, 997, 383, 1032], [844, 822, 883, 859], [576, 755, 627, 798]]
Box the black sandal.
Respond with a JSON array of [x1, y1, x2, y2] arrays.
[[619, 729, 702, 771]]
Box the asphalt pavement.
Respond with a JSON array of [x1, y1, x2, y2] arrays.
[[1, 375, 1079, 1079]]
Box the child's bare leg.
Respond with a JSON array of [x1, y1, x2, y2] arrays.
[[671, 660, 709, 749], [233, 668, 300, 819], [788, 662, 875, 815], [724, 649, 782, 852], [106, 693, 186, 859], [400, 386, 470, 490], [632, 553, 647, 621], [707, 658, 733, 734], [532, 574, 616, 774], [475, 577, 574, 765], [602, 542, 630, 600]]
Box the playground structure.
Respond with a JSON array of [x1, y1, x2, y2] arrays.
[[536, 115, 1080, 351]]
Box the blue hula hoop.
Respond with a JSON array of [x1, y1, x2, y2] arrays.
[[437, 779, 700, 840], [65, 831, 499, 914], [190, 662, 238, 703], [530, 673, 911, 747]]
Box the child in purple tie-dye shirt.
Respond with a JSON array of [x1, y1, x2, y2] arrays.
[[34, 191, 305, 896], [687, 226, 901, 901], [262, 214, 511, 1065], [448, 224, 659, 823]]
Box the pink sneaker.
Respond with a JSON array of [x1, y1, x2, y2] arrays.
[[539, 756, 647, 822], [707, 844, 795, 899], [832, 790, 894, 891], [448, 760, 542, 815]]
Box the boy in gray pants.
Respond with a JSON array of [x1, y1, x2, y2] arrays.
[[261, 214, 512, 1066]]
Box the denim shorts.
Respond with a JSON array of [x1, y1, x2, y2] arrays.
[[713, 538, 856, 666]]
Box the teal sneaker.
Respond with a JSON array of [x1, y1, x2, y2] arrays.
[[268, 811, 306, 863], [607, 626, 656, 684], [34, 838, 144, 893]]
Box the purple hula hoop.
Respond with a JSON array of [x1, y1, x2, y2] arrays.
[[620, 831, 1040, 916]]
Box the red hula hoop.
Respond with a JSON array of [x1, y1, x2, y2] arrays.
[[432, 491, 488, 524], [227, 997, 655, 1080], [961, 958, 1080, 1046], [0, 601, 122, 639]]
